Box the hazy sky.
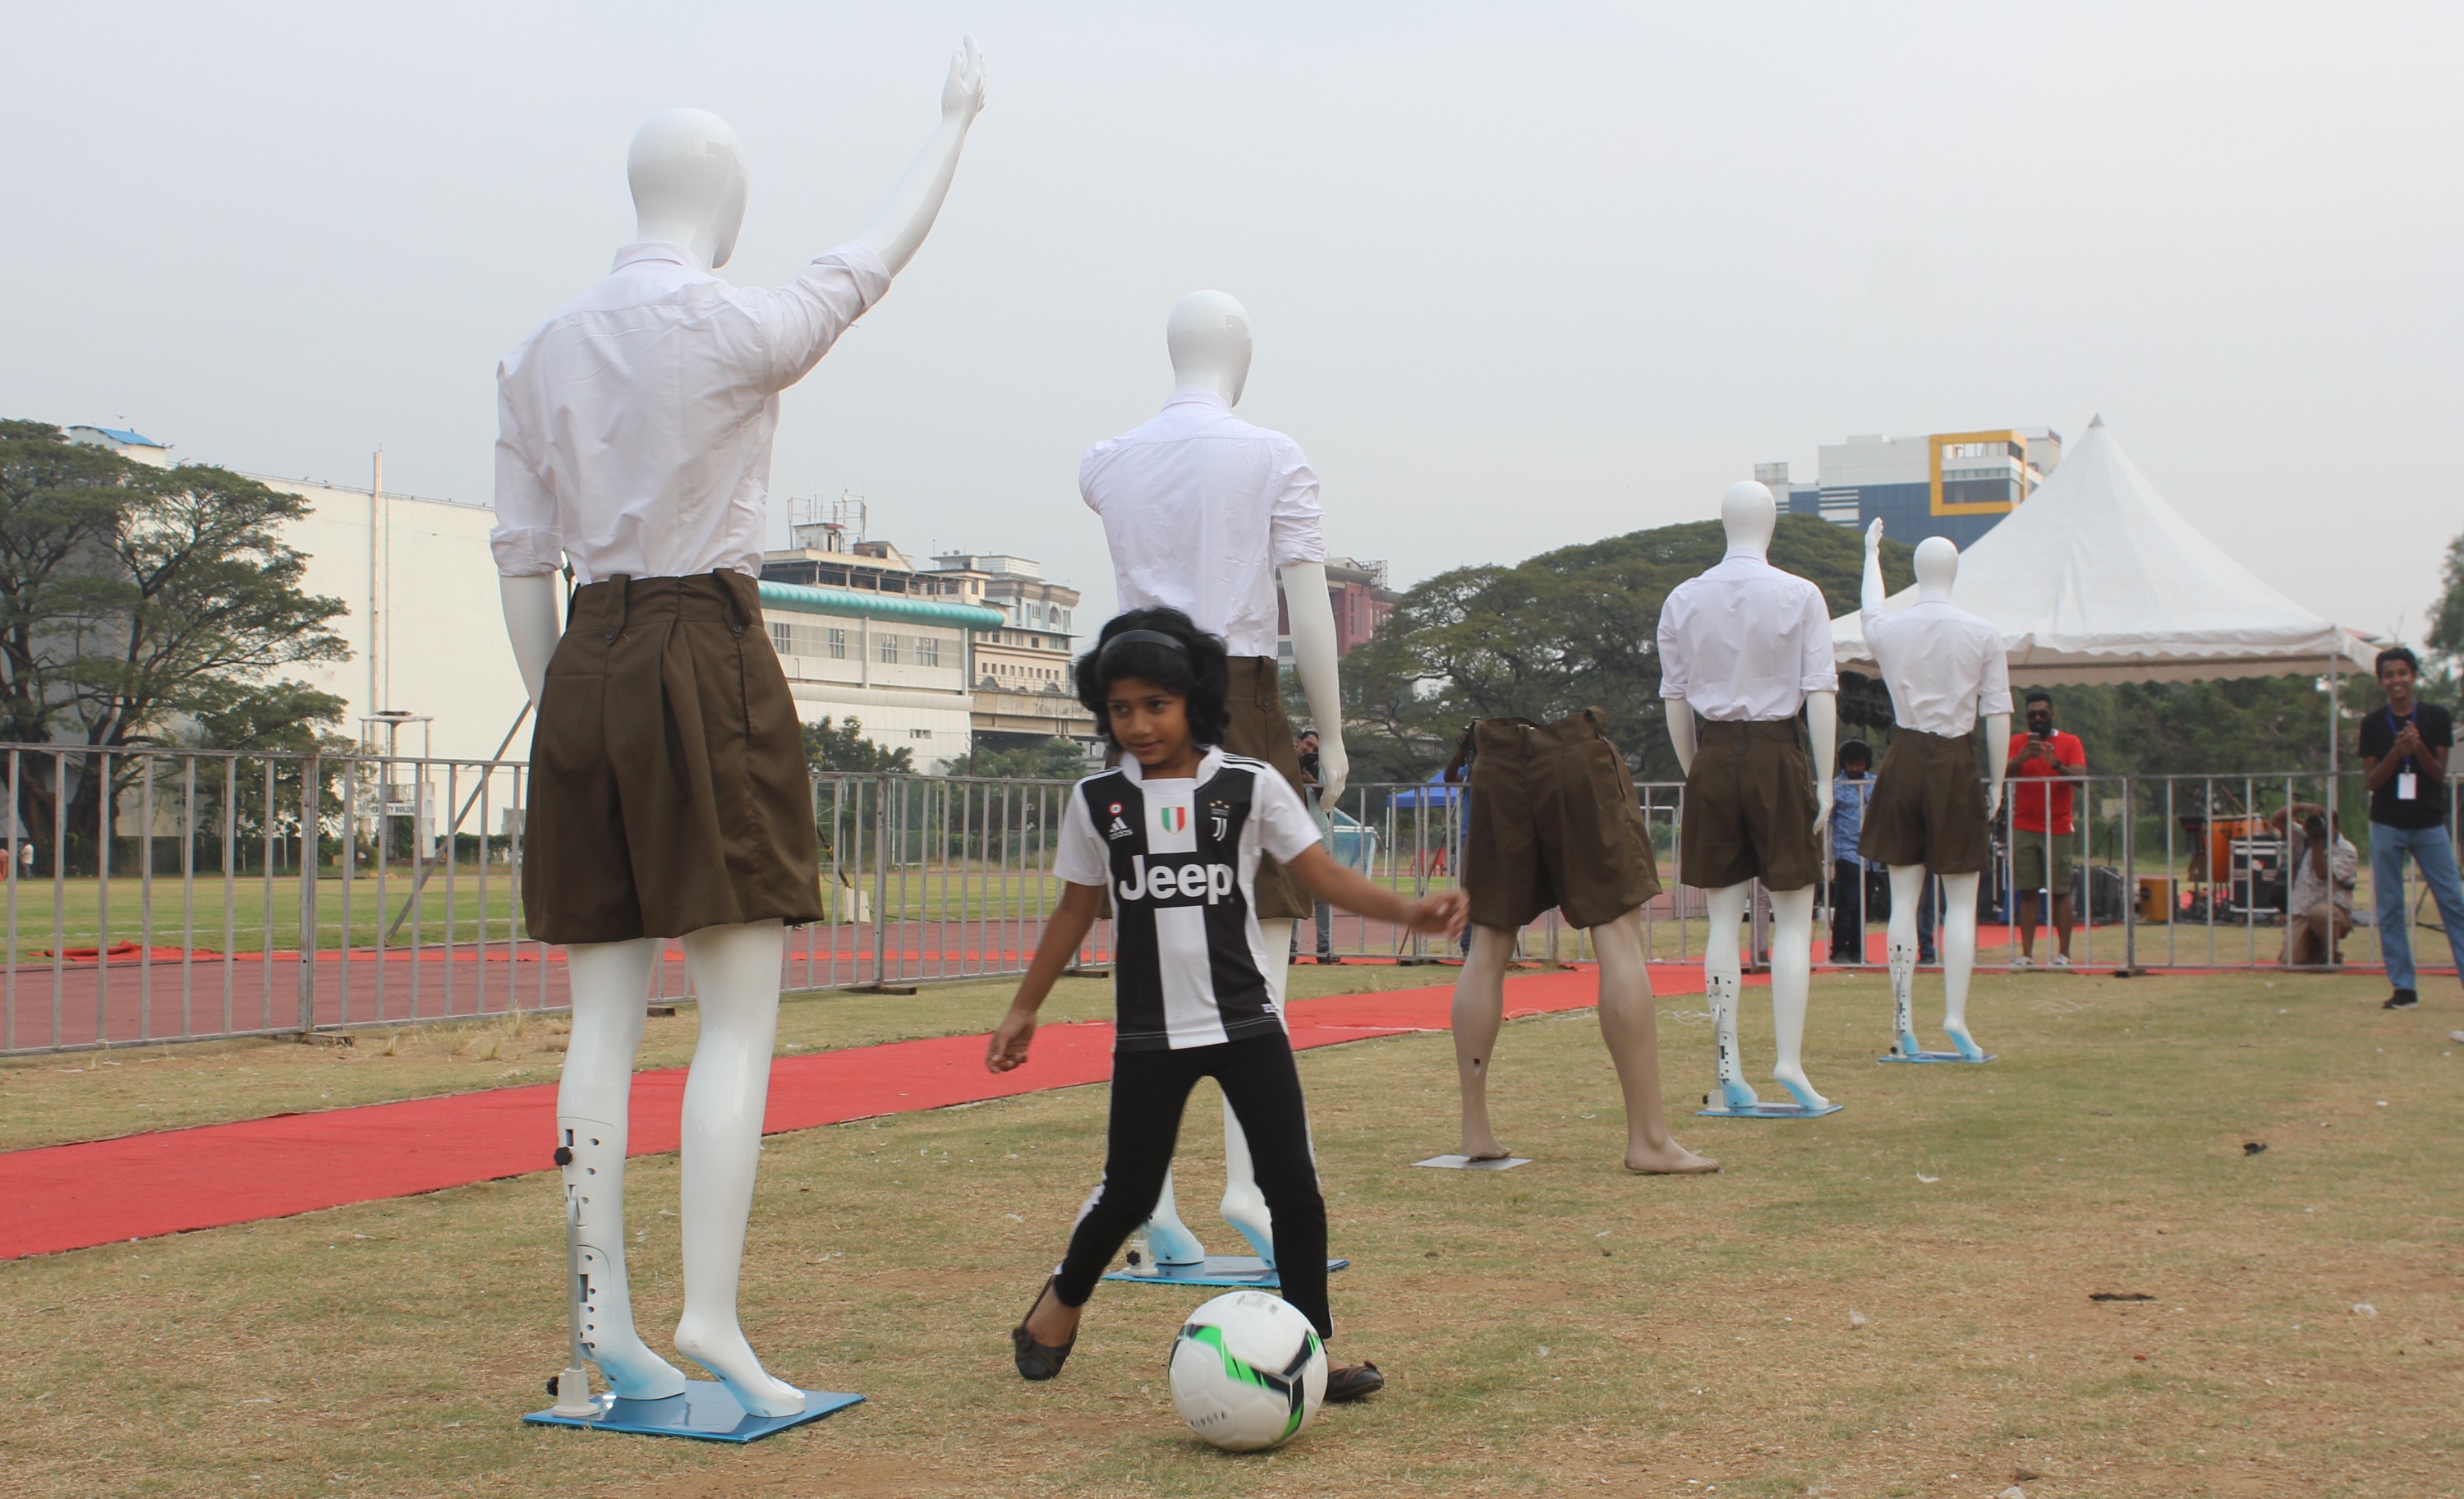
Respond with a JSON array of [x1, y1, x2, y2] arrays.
[[5, 2, 2457, 642]]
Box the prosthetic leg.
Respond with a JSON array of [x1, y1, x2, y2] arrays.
[[526, 925, 864, 1441], [1699, 883, 1839, 1117], [1880, 867, 1993, 1064]]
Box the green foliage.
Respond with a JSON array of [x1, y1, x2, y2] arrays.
[[2424, 525, 2464, 696], [802, 715, 915, 774], [2041, 677, 2342, 778], [1338, 516, 1912, 783], [945, 736, 1087, 780]]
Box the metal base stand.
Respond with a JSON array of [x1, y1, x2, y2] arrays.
[[1695, 1099, 1843, 1119], [1878, 1048, 1996, 1064], [524, 1382, 863, 1442], [1101, 1255, 1350, 1289], [1413, 1154, 1533, 1170]]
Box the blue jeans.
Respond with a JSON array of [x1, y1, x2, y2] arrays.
[[2369, 821, 2464, 991]]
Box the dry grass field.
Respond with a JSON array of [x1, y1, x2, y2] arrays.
[[1, 964, 2457, 1497]]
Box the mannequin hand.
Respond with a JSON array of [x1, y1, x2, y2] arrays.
[[1402, 890, 1470, 939], [941, 34, 988, 123], [1866, 517, 1884, 550], [1316, 737, 1349, 804], [1813, 785, 1834, 839], [985, 1002, 1037, 1073], [1985, 783, 2003, 820]]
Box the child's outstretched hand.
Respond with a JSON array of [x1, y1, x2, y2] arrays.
[[986, 1004, 1038, 1073], [1403, 890, 1470, 939]]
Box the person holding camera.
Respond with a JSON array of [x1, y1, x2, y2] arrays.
[[2005, 688, 2086, 967], [2358, 646, 2464, 1009], [2267, 801, 2356, 968]]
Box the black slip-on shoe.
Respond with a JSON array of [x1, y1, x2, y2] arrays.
[[2384, 988, 2420, 1010], [1324, 1360, 1384, 1403], [1010, 1278, 1076, 1381]]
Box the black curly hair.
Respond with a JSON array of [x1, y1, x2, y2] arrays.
[[1074, 607, 1231, 750]]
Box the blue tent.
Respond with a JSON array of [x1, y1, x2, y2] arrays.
[[1386, 770, 1464, 810]]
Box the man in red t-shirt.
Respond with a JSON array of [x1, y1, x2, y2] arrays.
[[2005, 688, 2088, 966]]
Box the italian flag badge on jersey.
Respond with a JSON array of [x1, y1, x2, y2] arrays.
[[1159, 806, 1188, 834]]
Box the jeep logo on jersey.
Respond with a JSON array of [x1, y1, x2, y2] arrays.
[[1115, 853, 1236, 907], [1158, 806, 1188, 835]]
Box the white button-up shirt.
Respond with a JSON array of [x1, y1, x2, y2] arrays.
[[1862, 595, 2013, 737], [491, 241, 891, 583], [1657, 549, 1838, 720], [1079, 391, 1326, 660]]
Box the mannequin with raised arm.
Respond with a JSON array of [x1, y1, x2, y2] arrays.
[[1658, 481, 1838, 1115], [1078, 291, 1346, 1272], [1856, 519, 2010, 1063], [496, 43, 986, 1422]]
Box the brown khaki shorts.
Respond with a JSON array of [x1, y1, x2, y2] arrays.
[[524, 572, 825, 945], [1859, 729, 1991, 874], [1463, 710, 1662, 931], [1679, 718, 1822, 892], [1102, 654, 1312, 920]]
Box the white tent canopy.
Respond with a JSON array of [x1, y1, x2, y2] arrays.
[[1831, 416, 2378, 686]]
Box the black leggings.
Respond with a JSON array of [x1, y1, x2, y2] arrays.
[[1051, 1030, 1333, 1338]]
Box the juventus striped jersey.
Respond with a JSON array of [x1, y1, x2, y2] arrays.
[[1053, 748, 1323, 1051]]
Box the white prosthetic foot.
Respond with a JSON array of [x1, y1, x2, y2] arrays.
[[1141, 1169, 1209, 1268], [674, 1312, 805, 1418], [1219, 1101, 1276, 1267], [1770, 1060, 1832, 1111], [556, 1118, 688, 1401], [1708, 972, 1760, 1110]]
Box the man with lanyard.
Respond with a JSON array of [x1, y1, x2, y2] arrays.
[[2357, 646, 2464, 1010]]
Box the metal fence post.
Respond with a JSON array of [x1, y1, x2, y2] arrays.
[[297, 755, 319, 1035], [2122, 773, 2136, 973], [871, 773, 890, 988]]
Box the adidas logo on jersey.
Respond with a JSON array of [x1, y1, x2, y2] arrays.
[[1116, 853, 1236, 907], [1107, 816, 1133, 840]]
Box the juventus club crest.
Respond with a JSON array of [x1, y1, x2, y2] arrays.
[[1207, 798, 1231, 840]]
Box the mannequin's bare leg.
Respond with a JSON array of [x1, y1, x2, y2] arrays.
[[1885, 865, 1926, 1058], [1766, 886, 1829, 1109], [1450, 923, 1518, 1159], [1704, 882, 1758, 1110], [1593, 909, 1718, 1174], [1937, 871, 1984, 1059], [559, 938, 690, 1400], [670, 919, 804, 1418], [1216, 918, 1295, 1262]]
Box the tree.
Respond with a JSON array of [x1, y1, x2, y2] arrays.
[[946, 736, 1087, 780], [802, 715, 915, 774], [0, 422, 352, 867], [1339, 516, 1911, 784], [2425, 525, 2464, 696]]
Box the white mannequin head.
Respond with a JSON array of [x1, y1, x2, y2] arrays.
[[1719, 480, 1777, 558], [628, 108, 748, 270], [1166, 291, 1253, 405], [1913, 536, 1960, 598]]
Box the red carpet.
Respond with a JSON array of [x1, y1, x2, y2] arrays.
[[2, 966, 1732, 1259]]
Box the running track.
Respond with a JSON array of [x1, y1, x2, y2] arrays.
[[2, 966, 1744, 1259]]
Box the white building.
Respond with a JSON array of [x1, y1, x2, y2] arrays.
[[761, 580, 1001, 772]]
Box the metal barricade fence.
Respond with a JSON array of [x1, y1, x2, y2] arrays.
[[4, 750, 2455, 1055]]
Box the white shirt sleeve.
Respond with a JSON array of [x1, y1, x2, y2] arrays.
[[1798, 582, 1841, 694], [1252, 770, 1325, 864], [1656, 589, 1691, 701], [758, 242, 894, 392], [1977, 634, 2013, 717], [1266, 440, 1326, 569], [489, 368, 563, 578], [1051, 784, 1109, 887]]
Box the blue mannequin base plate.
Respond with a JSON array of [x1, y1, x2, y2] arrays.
[[1102, 1255, 1349, 1289], [1695, 1100, 1844, 1119], [1413, 1154, 1533, 1170], [1879, 1049, 1996, 1064], [523, 1381, 863, 1443]]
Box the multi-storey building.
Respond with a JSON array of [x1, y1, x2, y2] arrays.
[[1276, 554, 1398, 660], [927, 552, 1097, 752], [1771, 428, 2063, 549]]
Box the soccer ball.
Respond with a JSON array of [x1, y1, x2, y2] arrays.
[[1166, 1290, 1328, 1451]]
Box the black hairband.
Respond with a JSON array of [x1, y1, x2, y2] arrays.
[[1099, 628, 1189, 661]]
